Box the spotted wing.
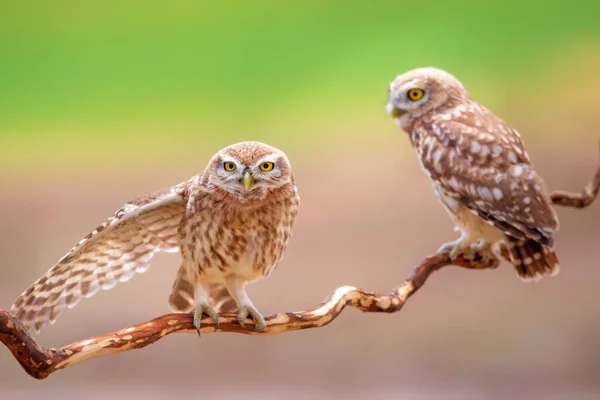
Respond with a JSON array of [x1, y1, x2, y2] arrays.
[[11, 183, 189, 333], [415, 108, 559, 244]]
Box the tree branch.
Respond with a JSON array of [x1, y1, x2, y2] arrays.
[[2, 149, 599, 380], [550, 145, 600, 208]]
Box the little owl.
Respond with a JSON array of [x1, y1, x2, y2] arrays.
[[386, 67, 559, 282], [11, 141, 300, 333]]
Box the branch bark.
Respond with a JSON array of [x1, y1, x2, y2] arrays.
[[2, 150, 599, 380]]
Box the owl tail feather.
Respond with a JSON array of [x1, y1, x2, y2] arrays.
[[168, 268, 238, 313], [507, 237, 560, 282], [206, 284, 238, 313], [168, 266, 196, 313]]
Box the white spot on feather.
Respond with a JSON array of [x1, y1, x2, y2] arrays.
[[432, 149, 442, 163], [493, 188, 504, 201], [469, 184, 478, 196], [479, 187, 493, 201], [512, 165, 524, 177], [449, 176, 460, 190], [514, 146, 523, 155], [480, 145, 490, 157]]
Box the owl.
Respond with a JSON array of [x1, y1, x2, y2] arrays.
[[11, 141, 300, 333], [386, 67, 560, 282]]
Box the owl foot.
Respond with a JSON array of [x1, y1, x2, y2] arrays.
[[192, 301, 220, 337], [237, 304, 266, 332], [439, 238, 500, 268], [471, 240, 500, 268], [438, 237, 476, 261]]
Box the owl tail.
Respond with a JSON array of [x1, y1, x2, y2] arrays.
[[506, 237, 560, 282], [206, 283, 238, 313], [168, 265, 196, 313]]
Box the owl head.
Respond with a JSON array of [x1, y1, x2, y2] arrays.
[[386, 67, 470, 128], [204, 141, 294, 204]]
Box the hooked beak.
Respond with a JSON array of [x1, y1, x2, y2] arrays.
[[386, 101, 405, 118], [242, 171, 254, 190]]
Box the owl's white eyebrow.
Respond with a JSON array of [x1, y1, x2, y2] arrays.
[[400, 80, 422, 91], [254, 155, 281, 166], [220, 156, 240, 165]]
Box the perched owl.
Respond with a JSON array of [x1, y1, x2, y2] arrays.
[[11, 141, 300, 333], [386, 67, 559, 282]]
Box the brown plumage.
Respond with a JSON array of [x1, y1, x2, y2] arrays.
[[11, 141, 300, 333], [386, 67, 559, 282]]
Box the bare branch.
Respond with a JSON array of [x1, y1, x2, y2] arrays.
[[550, 143, 600, 208], [0, 252, 491, 380], [1, 147, 598, 380]]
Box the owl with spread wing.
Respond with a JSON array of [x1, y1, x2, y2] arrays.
[[11, 141, 300, 333], [386, 67, 560, 281]]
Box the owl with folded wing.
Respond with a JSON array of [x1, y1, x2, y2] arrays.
[[386, 67, 559, 281]]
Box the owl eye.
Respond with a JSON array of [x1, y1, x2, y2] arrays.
[[259, 162, 274, 172], [223, 162, 237, 172], [407, 88, 425, 101]]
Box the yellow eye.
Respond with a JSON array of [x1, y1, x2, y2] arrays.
[[224, 162, 237, 172], [407, 88, 425, 101], [259, 162, 274, 172]]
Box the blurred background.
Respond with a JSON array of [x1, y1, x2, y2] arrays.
[[1, 1, 600, 398]]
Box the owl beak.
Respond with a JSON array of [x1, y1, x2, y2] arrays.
[[242, 171, 254, 190], [386, 101, 405, 118]]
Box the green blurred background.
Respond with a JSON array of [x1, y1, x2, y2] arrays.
[[1, 1, 600, 399], [1, 0, 599, 172]]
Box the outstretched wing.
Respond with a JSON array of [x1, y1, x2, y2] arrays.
[[414, 106, 559, 244], [11, 183, 189, 333]]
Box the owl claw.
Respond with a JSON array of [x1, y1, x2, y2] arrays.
[[237, 305, 266, 332], [453, 244, 475, 261], [439, 238, 500, 268], [438, 238, 474, 261], [471, 240, 500, 268], [192, 302, 220, 337]]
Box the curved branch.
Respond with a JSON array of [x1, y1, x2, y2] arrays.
[[1, 148, 599, 380], [0, 252, 491, 380], [550, 142, 600, 208]]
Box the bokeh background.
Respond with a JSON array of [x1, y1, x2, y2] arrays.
[[1, 1, 600, 399]]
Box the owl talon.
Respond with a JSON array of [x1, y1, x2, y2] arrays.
[[471, 240, 500, 268], [439, 238, 475, 261], [237, 305, 266, 332], [452, 245, 475, 261], [192, 302, 220, 336], [440, 238, 500, 268]]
